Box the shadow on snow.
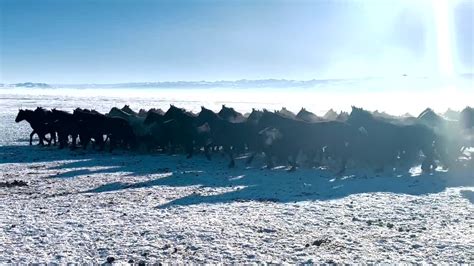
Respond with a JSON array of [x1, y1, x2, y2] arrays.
[[1, 145, 473, 207]]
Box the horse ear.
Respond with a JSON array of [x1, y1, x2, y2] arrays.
[[201, 106, 205, 110], [222, 104, 225, 108]]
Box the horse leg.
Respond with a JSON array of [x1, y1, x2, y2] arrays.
[[46, 132, 53, 146], [46, 134, 52, 146], [186, 142, 193, 159], [246, 152, 256, 165], [70, 133, 79, 150], [226, 146, 235, 168], [109, 136, 116, 152], [52, 132, 57, 145], [29, 130, 36, 145], [287, 150, 298, 172], [204, 145, 212, 160], [336, 156, 347, 175], [82, 137, 90, 150], [421, 146, 436, 173], [38, 131, 45, 146], [265, 152, 274, 169]]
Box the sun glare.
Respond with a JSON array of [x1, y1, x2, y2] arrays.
[[432, 0, 455, 78]]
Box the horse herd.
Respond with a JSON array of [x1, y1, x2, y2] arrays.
[[15, 104, 473, 173]]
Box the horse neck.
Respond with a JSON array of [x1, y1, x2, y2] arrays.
[[22, 111, 40, 125]]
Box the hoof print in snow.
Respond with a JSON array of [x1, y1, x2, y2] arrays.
[[258, 228, 277, 233], [106, 257, 115, 264], [0, 180, 28, 188], [411, 244, 422, 249], [312, 238, 330, 247], [138, 261, 146, 266], [387, 223, 394, 229], [128, 259, 134, 264]]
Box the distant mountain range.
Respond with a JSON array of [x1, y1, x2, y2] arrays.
[[1, 73, 472, 89], [2, 79, 373, 89], [1, 82, 52, 88]]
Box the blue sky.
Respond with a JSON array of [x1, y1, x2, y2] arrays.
[[0, 0, 472, 83]]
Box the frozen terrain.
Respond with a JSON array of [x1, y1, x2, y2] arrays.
[[0, 86, 473, 263]]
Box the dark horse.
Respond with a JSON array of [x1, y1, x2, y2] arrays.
[[51, 109, 79, 149], [196, 106, 249, 167], [15, 108, 56, 146], [73, 108, 106, 150], [162, 105, 211, 159], [347, 106, 439, 172], [257, 110, 356, 172], [76, 108, 136, 151], [296, 108, 324, 122], [218, 105, 246, 123]]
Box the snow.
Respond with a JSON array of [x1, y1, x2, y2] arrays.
[[1, 89, 473, 263]]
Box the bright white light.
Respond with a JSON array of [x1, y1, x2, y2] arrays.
[[432, 0, 455, 78]]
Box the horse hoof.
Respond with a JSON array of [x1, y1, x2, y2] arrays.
[[287, 166, 296, 172]]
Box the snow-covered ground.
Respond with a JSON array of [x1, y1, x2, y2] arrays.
[[0, 89, 473, 263]]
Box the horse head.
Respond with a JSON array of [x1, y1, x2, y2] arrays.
[[197, 106, 219, 124], [15, 109, 26, 123], [460, 106, 474, 129], [347, 106, 373, 125], [122, 105, 136, 115], [247, 108, 263, 125]]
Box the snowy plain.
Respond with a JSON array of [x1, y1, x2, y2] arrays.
[[0, 85, 473, 264]]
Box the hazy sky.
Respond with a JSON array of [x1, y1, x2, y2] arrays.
[[0, 0, 472, 83]]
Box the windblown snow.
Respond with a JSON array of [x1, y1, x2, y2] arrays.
[[0, 88, 473, 263]]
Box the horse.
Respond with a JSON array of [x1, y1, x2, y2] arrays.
[[417, 108, 465, 166], [460, 107, 473, 131], [218, 105, 246, 123], [323, 109, 339, 120], [138, 108, 164, 118], [458, 107, 473, 155], [33, 107, 57, 145], [108, 107, 150, 137], [121, 105, 138, 116], [103, 115, 136, 151], [296, 108, 324, 122], [15, 109, 55, 146], [275, 107, 297, 119], [73, 108, 107, 150], [258, 110, 355, 172], [196, 106, 249, 167], [243, 108, 265, 165], [51, 109, 80, 149], [75, 108, 135, 151], [141, 109, 169, 151], [348, 106, 439, 172], [163, 105, 210, 159]]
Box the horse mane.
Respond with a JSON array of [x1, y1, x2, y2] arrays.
[[166, 105, 196, 118], [348, 106, 378, 122], [276, 107, 296, 119], [121, 105, 137, 115], [417, 108, 442, 123], [109, 107, 132, 117], [199, 106, 220, 119]]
